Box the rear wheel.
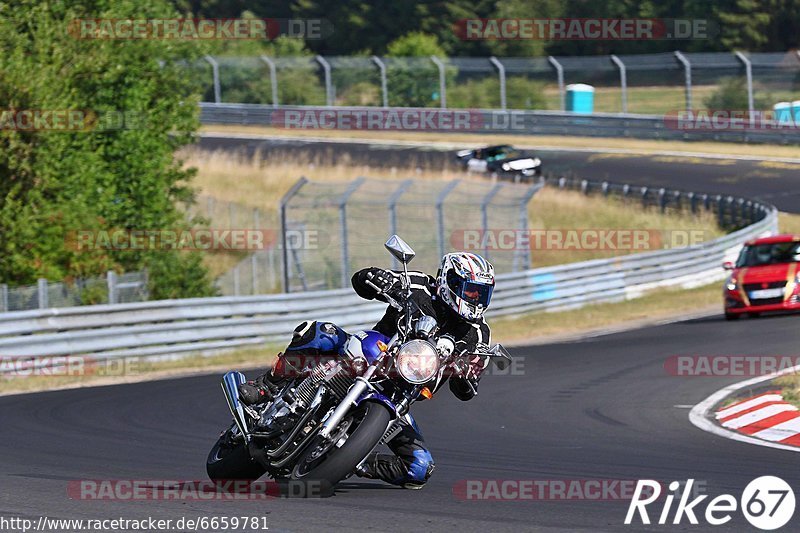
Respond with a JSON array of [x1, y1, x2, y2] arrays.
[[206, 427, 266, 483], [290, 401, 391, 497]]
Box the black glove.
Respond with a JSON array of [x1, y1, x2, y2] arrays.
[[366, 269, 400, 295]]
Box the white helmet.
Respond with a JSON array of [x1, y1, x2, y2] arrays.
[[437, 252, 495, 322]]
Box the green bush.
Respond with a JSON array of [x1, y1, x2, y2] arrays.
[[704, 77, 772, 111]]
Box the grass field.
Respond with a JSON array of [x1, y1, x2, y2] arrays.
[[182, 149, 725, 276]]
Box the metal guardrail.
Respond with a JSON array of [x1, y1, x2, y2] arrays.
[[0, 178, 778, 365], [200, 103, 800, 144]]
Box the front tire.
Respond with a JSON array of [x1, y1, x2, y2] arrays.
[[290, 401, 391, 497], [207, 428, 266, 483]]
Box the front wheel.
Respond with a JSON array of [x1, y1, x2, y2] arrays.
[[207, 427, 266, 483], [290, 401, 391, 497]]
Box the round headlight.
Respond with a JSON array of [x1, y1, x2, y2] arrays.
[[395, 340, 440, 384]]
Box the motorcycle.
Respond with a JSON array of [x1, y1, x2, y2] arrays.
[[206, 235, 511, 496]]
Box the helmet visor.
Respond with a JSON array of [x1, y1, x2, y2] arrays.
[[447, 270, 493, 307]]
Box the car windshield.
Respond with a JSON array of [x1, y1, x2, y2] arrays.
[[736, 242, 800, 267]]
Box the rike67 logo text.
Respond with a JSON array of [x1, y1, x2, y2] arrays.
[[625, 477, 795, 530]]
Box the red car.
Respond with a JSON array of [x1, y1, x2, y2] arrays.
[[723, 234, 800, 320]]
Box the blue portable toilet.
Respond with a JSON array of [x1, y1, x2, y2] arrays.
[[773, 102, 793, 125], [792, 101, 800, 126], [566, 84, 595, 114]]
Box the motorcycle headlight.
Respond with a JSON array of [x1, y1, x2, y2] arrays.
[[501, 163, 510, 171], [395, 340, 440, 384]]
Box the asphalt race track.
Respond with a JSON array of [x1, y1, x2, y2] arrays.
[[2, 136, 798, 532], [2, 313, 800, 532], [198, 135, 800, 213]]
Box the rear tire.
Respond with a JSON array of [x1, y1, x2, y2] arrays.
[[206, 429, 266, 483], [290, 401, 391, 497]]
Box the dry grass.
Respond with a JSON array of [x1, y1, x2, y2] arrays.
[[779, 212, 800, 235], [201, 125, 800, 160], [182, 149, 724, 271]]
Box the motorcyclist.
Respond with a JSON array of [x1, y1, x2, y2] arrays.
[[238, 251, 496, 489]]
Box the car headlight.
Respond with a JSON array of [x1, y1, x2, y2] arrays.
[[501, 163, 510, 171], [395, 340, 440, 384], [725, 276, 737, 291]]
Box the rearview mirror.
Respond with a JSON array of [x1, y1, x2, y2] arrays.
[[385, 235, 416, 264], [722, 261, 734, 270], [489, 344, 512, 371]]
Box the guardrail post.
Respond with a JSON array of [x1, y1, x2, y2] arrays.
[[259, 55, 279, 107], [610, 55, 627, 113], [734, 51, 754, 116], [517, 182, 544, 271], [436, 180, 460, 258], [430, 56, 447, 109], [622, 184, 630, 197], [107, 271, 117, 304], [481, 184, 505, 261], [601, 181, 609, 196], [580, 179, 589, 195], [338, 177, 366, 288], [715, 195, 724, 226], [37, 279, 48, 309], [203, 55, 221, 104], [547, 56, 565, 111], [702, 194, 710, 211], [233, 264, 241, 296], [0, 283, 7, 312], [387, 179, 413, 269], [641, 187, 649, 208], [371, 56, 388, 107], [674, 51, 692, 110], [658, 188, 667, 213], [315, 55, 334, 106], [687, 192, 696, 214], [489, 56, 506, 110], [558, 176, 566, 189], [279, 177, 309, 292]]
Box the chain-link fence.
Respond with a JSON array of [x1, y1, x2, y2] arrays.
[[0, 271, 148, 312], [193, 51, 800, 116], [279, 177, 544, 293]]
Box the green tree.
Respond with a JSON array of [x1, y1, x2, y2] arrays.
[[0, 0, 215, 298]]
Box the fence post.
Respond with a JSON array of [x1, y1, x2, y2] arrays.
[[0, 283, 7, 312], [371, 56, 388, 108], [106, 271, 117, 304], [734, 51, 754, 116], [430, 56, 447, 109], [517, 182, 544, 271], [481, 184, 505, 261], [489, 56, 506, 110], [436, 180, 461, 258], [233, 264, 240, 296], [674, 51, 692, 110], [658, 188, 667, 213], [338, 177, 366, 289], [387, 179, 413, 269], [259, 55, 279, 107], [315, 55, 334, 106], [547, 56, 565, 111], [279, 177, 309, 292], [203, 55, 221, 104], [37, 279, 48, 309], [610, 54, 627, 113]]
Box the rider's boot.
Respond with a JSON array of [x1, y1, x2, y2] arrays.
[[238, 353, 292, 405]]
